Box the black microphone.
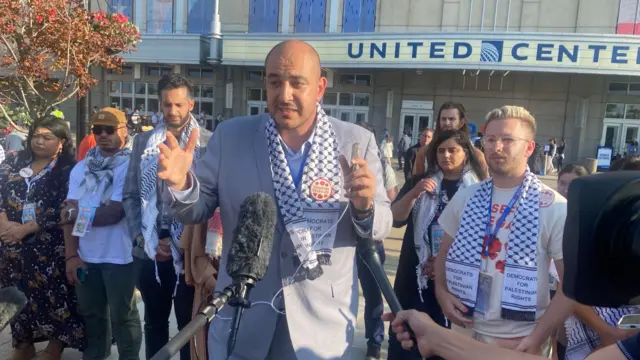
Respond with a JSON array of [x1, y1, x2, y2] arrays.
[[226, 192, 277, 357], [149, 193, 277, 360], [356, 237, 419, 352], [0, 286, 27, 332]]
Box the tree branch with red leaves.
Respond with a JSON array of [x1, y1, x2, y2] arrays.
[[0, 0, 139, 132]]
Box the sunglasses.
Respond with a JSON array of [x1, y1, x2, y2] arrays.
[[92, 125, 123, 135]]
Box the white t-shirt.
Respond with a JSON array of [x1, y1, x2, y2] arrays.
[[439, 182, 566, 338], [67, 160, 133, 264]]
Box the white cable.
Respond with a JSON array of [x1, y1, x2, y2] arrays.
[[215, 203, 351, 320]]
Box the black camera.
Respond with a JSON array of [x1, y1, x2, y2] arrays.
[[563, 171, 640, 308]]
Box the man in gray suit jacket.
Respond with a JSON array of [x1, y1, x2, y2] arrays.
[[157, 40, 393, 360]]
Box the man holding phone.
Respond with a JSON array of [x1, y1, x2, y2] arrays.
[[157, 40, 392, 360], [62, 107, 142, 360]]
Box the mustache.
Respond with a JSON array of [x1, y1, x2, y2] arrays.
[[277, 103, 298, 110]]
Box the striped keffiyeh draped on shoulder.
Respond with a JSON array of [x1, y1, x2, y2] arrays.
[[139, 114, 203, 284], [77, 143, 132, 205]]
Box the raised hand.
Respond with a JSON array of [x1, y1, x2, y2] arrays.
[[158, 129, 199, 191]]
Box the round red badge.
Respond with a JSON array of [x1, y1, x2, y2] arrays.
[[539, 189, 555, 208], [310, 178, 333, 201]]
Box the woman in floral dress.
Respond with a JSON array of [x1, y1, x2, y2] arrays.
[[0, 116, 84, 360]]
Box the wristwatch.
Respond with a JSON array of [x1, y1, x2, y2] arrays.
[[354, 203, 374, 217]]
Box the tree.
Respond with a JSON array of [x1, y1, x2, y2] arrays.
[[0, 0, 140, 132]]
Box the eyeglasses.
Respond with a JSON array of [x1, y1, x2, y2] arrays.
[[481, 135, 531, 148], [92, 125, 123, 135]]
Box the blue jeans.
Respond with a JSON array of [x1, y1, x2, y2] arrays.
[[357, 241, 386, 349]]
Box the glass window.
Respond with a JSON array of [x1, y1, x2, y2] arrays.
[[354, 74, 371, 86], [135, 82, 146, 95], [323, 93, 338, 105], [122, 97, 133, 111], [160, 67, 171, 76], [354, 93, 370, 106], [356, 112, 366, 123], [110, 82, 120, 94], [605, 103, 625, 119], [249, 0, 279, 33], [201, 86, 214, 98], [110, 96, 121, 109], [108, 0, 134, 19], [608, 82, 629, 94], [626, 104, 640, 120], [147, 0, 174, 34], [340, 74, 356, 85], [148, 98, 159, 113], [148, 83, 158, 95], [194, 100, 202, 113], [247, 71, 264, 81], [340, 112, 351, 122], [187, 68, 201, 78], [193, 86, 201, 98], [249, 88, 263, 101], [201, 102, 213, 116], [339, 93, 353, 106], [121, 82, 133, 94], [629, 83, 640, 95], [121, 65, 133, 74], [249, 106, 260, 116], [201, 68, 214, 78], [187, 0, 213, 34]]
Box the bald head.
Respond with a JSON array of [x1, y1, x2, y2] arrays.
[[264, 40, 322, 79], [263, 40, 327, 133]]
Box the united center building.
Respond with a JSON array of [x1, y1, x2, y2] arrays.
[[90, 0, 640, 163]]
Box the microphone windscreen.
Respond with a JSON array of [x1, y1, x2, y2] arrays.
[[0, 286, 27, 332], [226, 192, 277, 281]]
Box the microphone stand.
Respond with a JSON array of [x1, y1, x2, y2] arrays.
[[227, 277, 256, 357], [356, 236, 419, 352], [149, 284, 238, 360]]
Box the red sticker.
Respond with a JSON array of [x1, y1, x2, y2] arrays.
[[310, 178, 333, 201], [539, 189, 555, 208]]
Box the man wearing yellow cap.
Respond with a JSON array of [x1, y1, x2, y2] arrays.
[[62, 107, 143, 360]]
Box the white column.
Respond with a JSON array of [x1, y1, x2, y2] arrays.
[[281, 0, 290, 33], [175, 0, 185, 33], [211, 0, 221, 35], [135, 0, 144, 30], [329, 0, 339, 32]]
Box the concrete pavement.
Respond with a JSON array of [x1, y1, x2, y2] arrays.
[[0, 165, 558, 359]]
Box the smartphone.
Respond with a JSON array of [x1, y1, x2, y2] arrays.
[[617, 314, 640, 330], [351, 143, 360, 172], [76, 267, 87, 283]]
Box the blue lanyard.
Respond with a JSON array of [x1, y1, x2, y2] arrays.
[[289, 146, 310, 189], [482, 183, 524, 256], [23, 158, 57, 200]]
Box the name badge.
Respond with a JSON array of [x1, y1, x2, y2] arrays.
[[305, 209, 340, 251], [21, 203, 36, 224], [430, 223, 444, 257], [475, 272, 493, 320], [72, 204, 97, 237]]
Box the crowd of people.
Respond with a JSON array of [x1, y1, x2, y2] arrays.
[[0, 39, 638, 360]]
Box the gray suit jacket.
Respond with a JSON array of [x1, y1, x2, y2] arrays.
[[167, 114, 392, 360]]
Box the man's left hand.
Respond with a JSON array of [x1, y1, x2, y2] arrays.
[[340, 157, 375, 212]]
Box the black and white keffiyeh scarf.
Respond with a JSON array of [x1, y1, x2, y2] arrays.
[[413, 169, 478, 299], [140, 115, 202, 284], [446, 168, 541, 322], [265, 103, 342, 280], [565, 307, 640, 360], [77, 144, 131, 205]]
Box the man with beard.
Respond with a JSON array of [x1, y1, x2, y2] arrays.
[[156, 40, 392, 360], [434, 106, 567, 357], [122, 74, 199, 360], [404, 128, 432, 181], [63, 107, 143, 360], [413, 101, 486, 177]]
